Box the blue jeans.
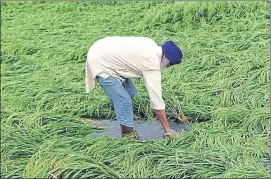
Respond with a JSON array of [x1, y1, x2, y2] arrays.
[[97, 76, 138, 127]]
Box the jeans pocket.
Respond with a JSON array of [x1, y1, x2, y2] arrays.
[[99, 77, 116, 87]]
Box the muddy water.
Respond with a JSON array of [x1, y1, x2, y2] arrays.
[[87, 119, 189, 140]]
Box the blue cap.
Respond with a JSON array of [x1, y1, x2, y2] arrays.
[[161, 40, 183, 65]]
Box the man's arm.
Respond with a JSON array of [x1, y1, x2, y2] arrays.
[[155, 109, 176, 139], [142, 71, 176, 139]]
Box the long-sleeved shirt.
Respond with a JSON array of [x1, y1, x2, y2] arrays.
[[85, 36, 165, 110]]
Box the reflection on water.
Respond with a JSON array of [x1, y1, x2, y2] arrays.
[[87, 118, 189, 140]]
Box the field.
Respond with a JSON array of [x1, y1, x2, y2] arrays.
[[1, 1, 270, 178]]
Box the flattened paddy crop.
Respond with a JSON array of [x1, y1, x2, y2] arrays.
[[1, 1, 270, 178]]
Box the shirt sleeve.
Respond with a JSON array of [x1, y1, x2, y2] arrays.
[[142, 70, 165, 110], [85, 59, 96, 93]]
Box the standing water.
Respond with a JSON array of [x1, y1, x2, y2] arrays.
[[87, 118, 189, 140]]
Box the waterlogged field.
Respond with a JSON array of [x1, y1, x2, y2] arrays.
[[1, 1, 270, 178]]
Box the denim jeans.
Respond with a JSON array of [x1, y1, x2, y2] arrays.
[[97, 76, 138, 127]]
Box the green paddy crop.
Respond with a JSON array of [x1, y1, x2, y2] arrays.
[[1, 1, 270, 178]]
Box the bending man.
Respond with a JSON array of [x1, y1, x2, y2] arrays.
[[85, 36, 183, 139]]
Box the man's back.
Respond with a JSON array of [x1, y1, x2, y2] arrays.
[[87, 36, 162, 79], [91, 36, 158, 57]]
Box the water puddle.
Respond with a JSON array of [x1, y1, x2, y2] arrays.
[[87, 118, 189, 140], [263, 160, 270, 170]]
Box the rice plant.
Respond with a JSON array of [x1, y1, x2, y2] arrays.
[[1, 1, 270, 178]]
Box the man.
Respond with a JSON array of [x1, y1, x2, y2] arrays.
[[85, 36, 183, 139]]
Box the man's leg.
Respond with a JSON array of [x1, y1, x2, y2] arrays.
[[122, 78, 138, 99], [97, 76, 136, 137]]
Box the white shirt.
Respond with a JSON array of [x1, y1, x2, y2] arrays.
[[85, 36, 165, 110]]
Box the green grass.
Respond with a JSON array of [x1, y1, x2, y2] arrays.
[[1, 1, 270, 178]]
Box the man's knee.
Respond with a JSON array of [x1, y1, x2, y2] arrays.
[[113, 93, 132, 107]]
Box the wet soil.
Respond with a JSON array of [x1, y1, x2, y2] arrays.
[[87, 118, 189, 140]]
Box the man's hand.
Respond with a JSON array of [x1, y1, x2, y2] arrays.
[[155, 109, 177, 140], [168, 130, 176, 140], [164, 130, 177, 140]]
